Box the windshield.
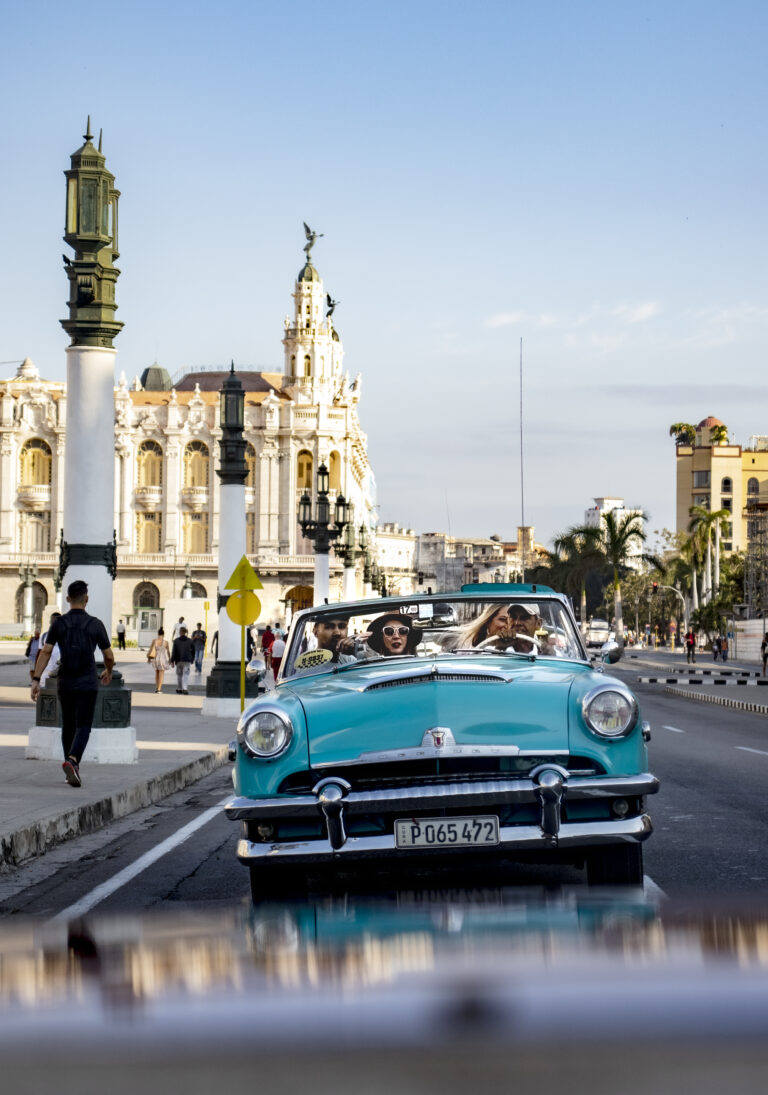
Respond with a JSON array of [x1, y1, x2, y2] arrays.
[[282, 596, 586, 679]]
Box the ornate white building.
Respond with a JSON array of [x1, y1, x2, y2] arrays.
[[0, 255, 377, 637]]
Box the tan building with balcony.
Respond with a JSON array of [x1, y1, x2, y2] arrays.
[[0, 255, 377, 635], [675, 416, 768, 553]]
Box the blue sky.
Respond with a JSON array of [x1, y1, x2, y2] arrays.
[[1, 1, 766, 548]]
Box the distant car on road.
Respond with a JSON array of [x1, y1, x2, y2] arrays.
[[586, 618, 611, 647]]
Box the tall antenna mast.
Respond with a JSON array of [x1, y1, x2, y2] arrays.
[[519, 337, 526, 582]]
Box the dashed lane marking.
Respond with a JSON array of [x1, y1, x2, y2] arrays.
[[735, 747, 768, 758], [662, 725, 686, 733]]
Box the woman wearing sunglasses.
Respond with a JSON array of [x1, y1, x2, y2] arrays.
[[366, 613, 420, 657]]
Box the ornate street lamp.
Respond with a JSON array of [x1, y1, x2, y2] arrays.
[[181, 561, 194, 599], [335, 511, 370, 600], [298, 463, 348, 604], [19, 560, 39, 633]]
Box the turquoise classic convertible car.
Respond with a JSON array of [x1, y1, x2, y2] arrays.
[[226, 585, 658, 895]]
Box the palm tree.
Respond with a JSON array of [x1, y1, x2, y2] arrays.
[[710, 424, 729, 445], [669, 422, 696, 446], [597, 511, 658, 643], [553, 525, 604, 633], [689, 505, 730, 600]]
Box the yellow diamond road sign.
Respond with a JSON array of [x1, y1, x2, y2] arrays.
[[224, 555, 263, 591]]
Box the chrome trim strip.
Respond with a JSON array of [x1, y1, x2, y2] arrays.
[[236, 814, 654, 863], [312, 746, 566, 768], [225, 772, 659, 820]]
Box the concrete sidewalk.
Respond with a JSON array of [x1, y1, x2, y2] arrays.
[[619, 648, 768, 718], [0, 647, 241, 868]]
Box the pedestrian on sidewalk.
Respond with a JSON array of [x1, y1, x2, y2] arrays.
[[720, 634, 729, 663], [712, 635, 720, 662], [172, 616, 186, 640], [37, 611, 62, 684], [30, 579, 113, 788], [147, 627, 171, 692], [684, 628, 696, 664], [191, 622, 207, 673], [762, 633, 768, 677], [271, 634, 286, 680], [171, 626, 195, 694], [261, 624, 275, 671], [25, 629, 41, 680], [116, 619, 126, 650]]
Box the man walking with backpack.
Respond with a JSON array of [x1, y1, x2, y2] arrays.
[[30, 579, 114, 788]]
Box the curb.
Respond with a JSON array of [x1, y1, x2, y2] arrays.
[[0, 745, 230, 869], [663, 685, 768, 717]]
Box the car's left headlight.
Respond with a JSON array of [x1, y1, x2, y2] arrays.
[[238, 705, 293, 758], [583, 686, 638, 738]]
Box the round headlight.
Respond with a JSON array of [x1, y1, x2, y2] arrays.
[[240, 708, 293, 758], [584, 688, 638, 737]]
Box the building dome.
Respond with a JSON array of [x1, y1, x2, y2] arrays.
[[697, 416, 724, 429], [298, 261, 320, 283]]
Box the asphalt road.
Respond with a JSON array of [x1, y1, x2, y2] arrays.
[[3, 664, 768, 917]]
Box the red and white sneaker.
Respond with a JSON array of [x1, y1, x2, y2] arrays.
[[62, 759, 81, 787]]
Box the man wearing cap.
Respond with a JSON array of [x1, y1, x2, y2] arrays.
[[170, 625, 195, 694]]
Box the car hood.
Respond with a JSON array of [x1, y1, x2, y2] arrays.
[[281, 657, 588, 766]]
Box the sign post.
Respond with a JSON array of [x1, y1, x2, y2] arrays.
[[224, 556, 264, 713]]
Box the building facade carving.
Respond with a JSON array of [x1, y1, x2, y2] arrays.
[[0, 257, 377, 635]]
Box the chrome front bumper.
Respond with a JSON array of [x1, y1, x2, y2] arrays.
[[227, 768, 659, 863]]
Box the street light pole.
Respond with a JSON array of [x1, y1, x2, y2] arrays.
[[19, 560, 39, 633], [298, 463, 349, 605]]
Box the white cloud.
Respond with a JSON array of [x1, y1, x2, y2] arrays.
[[485, 300, 661, 332]]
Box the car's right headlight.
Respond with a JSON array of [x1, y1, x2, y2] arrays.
[[238, 705, 293, 758], [582, 685, 638, 738]]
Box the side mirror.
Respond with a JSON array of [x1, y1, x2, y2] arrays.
[[601, 640, 622, 665], [245, 656, 267, 681]]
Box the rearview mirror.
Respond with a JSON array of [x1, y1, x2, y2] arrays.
[[600, 640, 622, 665], [245, 656, 267, 681]]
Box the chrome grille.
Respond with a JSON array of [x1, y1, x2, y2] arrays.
[[365, 672, 506, 691]]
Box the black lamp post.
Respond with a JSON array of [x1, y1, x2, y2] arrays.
[[298, 462, 348, 603]]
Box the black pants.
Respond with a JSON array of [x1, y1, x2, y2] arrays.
[[117, 634, 126, 650], [59, 690, 98, 764]]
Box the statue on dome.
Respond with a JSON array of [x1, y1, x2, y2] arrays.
[[326, 294, 340, 319], [303, 221, 324, 258]]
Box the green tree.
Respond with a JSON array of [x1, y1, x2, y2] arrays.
[[688, 505, 730, 601], [597, 510, 660, 643], [710, 424, 729, 445], [669, 422, 696, 446], [552, 524, 604, 632]]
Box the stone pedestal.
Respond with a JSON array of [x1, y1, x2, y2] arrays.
[[201, 660, 262, 719], [25, 666, 137, 763]]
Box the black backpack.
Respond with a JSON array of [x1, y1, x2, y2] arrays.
[[59, 613, 95, 678]]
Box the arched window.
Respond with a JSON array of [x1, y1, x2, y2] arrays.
[[245, 443, 256, 488], [15, 581, 48, 628], [303, 354, 311, 378], [134, 581, 160, 608], [19, 438, 52, 485], [290, 354, 296, 372], [284, 584, 313, 613], [189, 581, 207, 598], [297, 449, 313, 490], [184, 440, 209, 487], [137, 440, 163, 487], [721, 477, 732, 494], [328, 450, 341, 490], [748, 478, 759, 495]]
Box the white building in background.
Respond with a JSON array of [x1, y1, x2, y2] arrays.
[[584, 496, 645, 569], [0, 251, 378, 637]]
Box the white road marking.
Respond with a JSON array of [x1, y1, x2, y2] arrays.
[[51, 795, 229, 922], [735, 747, 768, 758], [662, 724, 686, 733]]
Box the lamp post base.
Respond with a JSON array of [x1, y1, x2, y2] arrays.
[[201, 659, 263, 720]]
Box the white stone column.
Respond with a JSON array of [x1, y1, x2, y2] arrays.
[[217, 480, 247, 661], [62, 345, 116, 630], [343, 564, 357, 601], [313, 551, 330, 605]]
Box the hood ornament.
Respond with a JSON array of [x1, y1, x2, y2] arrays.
[[421, 727, 456, 749]]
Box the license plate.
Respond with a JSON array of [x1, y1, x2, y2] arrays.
[[395, 816, 499, 849]]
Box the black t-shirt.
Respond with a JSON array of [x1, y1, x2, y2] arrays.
[[46, 609, 111, 692]]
